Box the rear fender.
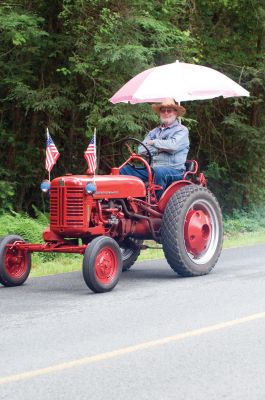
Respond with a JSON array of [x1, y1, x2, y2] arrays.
[[158, 180, 193, 212]]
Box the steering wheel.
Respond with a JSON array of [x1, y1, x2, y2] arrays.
[[120, 137, 153, 169]]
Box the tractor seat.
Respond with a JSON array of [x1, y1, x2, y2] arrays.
[[183, 160, 198, 180], [185, 160, 195, 172]]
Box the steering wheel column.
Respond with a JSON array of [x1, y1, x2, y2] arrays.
[[118, 137, 155, 200]]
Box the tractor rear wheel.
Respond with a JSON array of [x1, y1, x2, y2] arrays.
[[120, 238, 143, 271], [83, 236, 122, 293], [161, 185, 223, 277], [0, 237, 4, 285], [0, 235, 31, 287]]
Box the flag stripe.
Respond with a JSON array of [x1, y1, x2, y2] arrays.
[[84, 133, 96, 173], [45, 131, 60, 172]]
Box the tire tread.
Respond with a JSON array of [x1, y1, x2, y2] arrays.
[[161, 185, 223, 277]]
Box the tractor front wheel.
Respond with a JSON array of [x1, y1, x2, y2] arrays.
[[161, 185, 223, 277], [0, 235, 31, 287], [83, 236, 122, 293]]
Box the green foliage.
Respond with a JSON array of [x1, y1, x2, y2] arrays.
[[185, 0, 265, 210], [0, 6, 47, 46], [0, 0, 264, 213], [0, 181, 15, 214], [224, 208, 265, 235], [0, 213, 45, 242], [0, 212, 55, 261]]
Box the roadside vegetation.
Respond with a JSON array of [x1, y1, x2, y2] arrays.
[[0, 1, 264, 277], [1, 211, 265, 277], [0, 0, 265, 215]]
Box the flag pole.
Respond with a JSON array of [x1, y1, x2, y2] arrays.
[[46, 127, 51, 181], [93, 127, 97, 183]]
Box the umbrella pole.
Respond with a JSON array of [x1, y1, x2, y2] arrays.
[[178, 101, 181, 123]]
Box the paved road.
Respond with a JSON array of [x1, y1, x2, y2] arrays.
[[1, 245, 265, 400]]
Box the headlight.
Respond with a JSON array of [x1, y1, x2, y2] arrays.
[[85, 182, 97, 194], [40, 180, 51, 193]]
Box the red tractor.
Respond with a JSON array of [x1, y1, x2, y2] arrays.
[[0, 138, 223, 293]]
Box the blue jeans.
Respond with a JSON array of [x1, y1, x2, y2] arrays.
[[120, 165, 184, 199]]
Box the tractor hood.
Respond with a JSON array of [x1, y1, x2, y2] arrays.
[[51, 174, 146, 199]]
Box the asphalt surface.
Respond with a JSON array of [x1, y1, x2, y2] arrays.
[[1, 245, 265, 399]]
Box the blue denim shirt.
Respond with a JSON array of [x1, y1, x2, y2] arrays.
[[138, 120, 189, 169]]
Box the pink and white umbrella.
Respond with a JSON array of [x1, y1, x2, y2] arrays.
[[110, 61, 249, 104]]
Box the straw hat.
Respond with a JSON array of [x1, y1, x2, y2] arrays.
[[151, 98, 186, 117]]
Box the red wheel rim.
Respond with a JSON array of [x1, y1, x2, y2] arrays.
[[184, 208, 211, 257], [95, 247, 118, 284], [5, 247, 28, 279]]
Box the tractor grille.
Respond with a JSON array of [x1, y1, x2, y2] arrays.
[[50, 187, 85, 228]]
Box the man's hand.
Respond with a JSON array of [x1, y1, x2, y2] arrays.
[[146, 140, 154, 146]]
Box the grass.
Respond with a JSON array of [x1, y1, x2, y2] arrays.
[[30, 256, 81, 277], [29, 230, 265, 277], [2, 209, 265, 277], [223, 231, 265, 248]]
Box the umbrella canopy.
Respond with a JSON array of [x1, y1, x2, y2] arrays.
[[110, 61, 249, 104]]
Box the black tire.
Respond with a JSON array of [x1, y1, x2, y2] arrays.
[[82, 236, 122, 293], [120, 238, 143, 271], [0, 237, 4, 285], [161, 185, 223, 277], [0, 235, 31, 287]]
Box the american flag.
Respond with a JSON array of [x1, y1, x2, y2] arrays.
[[84, 131, 97, 174], [45, 129, 60, 172]]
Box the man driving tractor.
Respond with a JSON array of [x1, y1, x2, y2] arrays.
[[120, 98, 189, 198]]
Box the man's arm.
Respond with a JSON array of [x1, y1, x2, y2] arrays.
[[148, 126, 189, 154], [138, 130, 158, 155]]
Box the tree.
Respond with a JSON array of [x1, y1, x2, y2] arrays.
[[186, 0, 265, 209], [0, 0, 264, 213]]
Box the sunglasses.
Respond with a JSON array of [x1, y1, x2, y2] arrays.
[[160, 107, 176, 113]]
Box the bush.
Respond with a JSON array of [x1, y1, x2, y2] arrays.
[[0, 180, 15, 214], [0, 212, 55, 262], [224, 208, 265, 235]]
